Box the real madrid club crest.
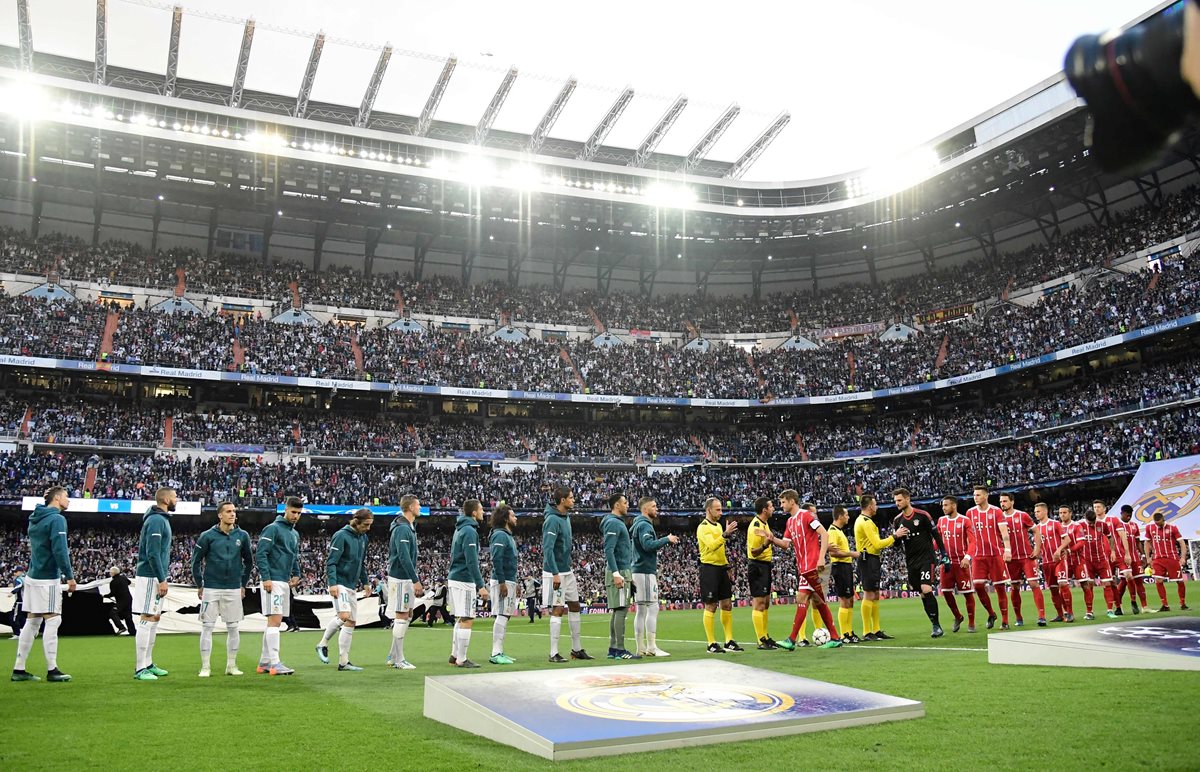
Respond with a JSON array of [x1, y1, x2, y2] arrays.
[[1134, 463, 1200, 524], [555, 672, 795, 722]]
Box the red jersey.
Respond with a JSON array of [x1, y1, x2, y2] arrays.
[[1070, 519, 1113, 563], [1001, 509, 1035, 559], [936, 515, 974, 561], [1036, 519, 1067, 561], [1103, 515, 1135, 560], [784, 509, 825, 574], [1145, 522, 1182, 560], [966, 504, 1007, 557]]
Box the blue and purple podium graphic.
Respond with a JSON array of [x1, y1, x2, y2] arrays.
[[423, 660, 923, 761], [989, 614, 1200, 671]]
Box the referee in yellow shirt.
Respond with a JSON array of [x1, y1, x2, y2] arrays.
[[697, 497, 742, 654], [747, 497, 795, 651], [854, 494, 909, 641], [828, 505, 861, 644]]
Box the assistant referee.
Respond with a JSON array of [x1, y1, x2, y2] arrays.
[[828, 505, 860, 644], [854, 495, 908, 641], [697, 497, 742, 654]]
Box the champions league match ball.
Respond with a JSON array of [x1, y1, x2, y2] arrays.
[[812, 627, 831, 646]]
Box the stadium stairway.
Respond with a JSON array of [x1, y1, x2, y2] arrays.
[[83, 465, 97, 495], [1001, 276, 1015, 302], [292, 422, 301, 443], [935, 333, 950, 369], [559, 347, 587, 392], [350, 333, 365, 374], [174, 268, 186, 297], [745, 352, 768, 392], [393, 289, 405, 315], [1146, 270, 1161, 295], [163, 415, 174, 447], [99, 311, 120, 357], [500, 310, 511, 328], [910, 420, 920, 452], [19, 405, 32, 436], [788, 309, 799, 332], [689, 434, 711, 461], [289, 280, 302, 310], [847, 350, 857, 387], [684, 320, 700, 339], [793, 431, 809, 462], [587, 306, 607, 334], [232, 338, 245, 368]]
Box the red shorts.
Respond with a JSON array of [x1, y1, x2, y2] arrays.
[[1112, 556, 1133, 575], [1041, 559, 1070, 585], [1152, 557, 1183, 582], [796, 570, 827, 600], [1075, 556, 1113, 584], [971, 555, 1010, 585], [1006, 558, 1038, 583], [940, 562, 972, 594]]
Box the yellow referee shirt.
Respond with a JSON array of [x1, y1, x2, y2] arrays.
[[747, 516, 773, 561], [697, 519, 729, 566], [854, 514, 894, 556], [828, 524, 852, 563]]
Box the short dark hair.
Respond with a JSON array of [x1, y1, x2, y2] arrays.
[[780, 489, 799, 503], [832, 505, 848, 519], [942, 496, 958, 503], [1152, 511, 1164, 522], [973, 485, 989, 494], [892, 488, 911, 499], [860, 494, 876, 507], [44, 486, 67, 504], [638, 497, 656, 510], [285, 496, 304, 510], [553, 486, 573, 505], [1120, 504, 1133, 514], [608, 492, 627, 510], [1092, 499, 1106, 506], [999, 493, 1014, 501], [217, 501, 236, 514], [464, 499, 483, 517], [754, 497, 771, 515], [1034, 502, 1048, 511], [490, 504, 513, 530]]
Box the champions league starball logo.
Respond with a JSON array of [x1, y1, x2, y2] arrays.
[[555, 673, 795, 723], [1133, 464, 1200, 525], [1098, 625, 1200, 654]]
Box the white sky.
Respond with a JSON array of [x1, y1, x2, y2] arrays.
[[1, 0, 1159, 180]]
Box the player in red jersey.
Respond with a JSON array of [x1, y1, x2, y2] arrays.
[[998, 494, 1045, 627], [1034, 503, 1073, 622], [1068, 505, 1119, 620], [1054, 505, 1078, 621], [965, 486, 1012, 629], [1099, 500, 1140, 615], [1118, 504, 1149, 612], [763, 489, 842, 649], [1143, 512, 1190, 612], [937, 496, 977, 633]]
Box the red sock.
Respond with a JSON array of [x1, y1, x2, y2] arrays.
[[1115, 578, 1127, 605], [790, 603, 809, 641], [944, 593, 962, 621], [1083, 584, 1094, 612], [1157, 582, 1169, 606], [996, 586, 1009, 624], [1180, 583, 1187, 605], [1049, 586, 1063, 616], [1135, 579, 1147, 606], [1103, 584, 1115, 610], [1061, 585, 1073, 615], [975, 585, 996, 616], [965, 593, 976, 625], [817, 603, 839, 637], [1009, 585, 1023, 619], [1032, 585, 1045, 618]]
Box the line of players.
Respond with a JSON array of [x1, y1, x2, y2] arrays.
[[9, 482, 1192, 682]]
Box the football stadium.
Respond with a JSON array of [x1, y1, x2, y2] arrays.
[[2, 0, 1200, 767]]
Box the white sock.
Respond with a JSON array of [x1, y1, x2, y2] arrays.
[[568, 611, 582, 651], [200, 622, 215, 669], [634, 605, 649, 652], [147, 621, 159, 664], [14, 617, 39, 671], [492, 615, 508, 656], [38, 616, 60, 671], [320, 617, 343, 647], [455, 626, 472, 664], [550, 615, 563, 656], [135, 619, 153, 670], [338, 626, 354, 666], [264, 627, 281, 664], [226, 624, 240, 662], [648, 604, 660, 649], [260, 629, 270, 663], [392, 619, 408, 662]]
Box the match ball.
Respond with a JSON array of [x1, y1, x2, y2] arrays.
[[812, 627, 831, 646]]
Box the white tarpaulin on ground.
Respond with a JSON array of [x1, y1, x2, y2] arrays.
[[1111, 455, 1200, 540]]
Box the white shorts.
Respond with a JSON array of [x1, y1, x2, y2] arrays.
[[632, 572, 659, 604], [490, 580, 517, 617], [200, 588, 243, 624], [22, 577, 62, 615], [542, 570, 580, 607], [448, 580, 477, 619], [133, 576, 165, 617], [260, 581, 291, 618], [331, 587, 359, 622], [386, 578, 416, 618]]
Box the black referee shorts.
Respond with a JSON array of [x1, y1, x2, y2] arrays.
[[858, 553, 882, 593], [831, 562, 854, 599], [747, 560, 772, 598], [700, 563, 732, 603]]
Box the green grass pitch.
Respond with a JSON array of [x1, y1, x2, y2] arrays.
[[4, 587, 1199, 770]]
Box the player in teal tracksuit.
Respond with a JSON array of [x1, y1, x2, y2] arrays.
[[488, 504, 519, 665], [12, 487, 75, 683], [318, 509, 373, 671], [630, 496, 679, 656], [542, 486, 591, 662], [190, 502, 253, 676], [446, 501, 489, 668], [601, 494, 638, 660], [386, 495, 422, 669], [256, 498, 303, 675], [133, 489, 177, 680]]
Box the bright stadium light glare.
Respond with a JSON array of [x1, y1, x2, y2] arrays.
[[507, 163, 540, 191], [646, 183, 696, 210], [859, 147, 940, 197], [459, 153, 497, 187]]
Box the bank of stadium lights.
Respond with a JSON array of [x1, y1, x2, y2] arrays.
[[0, 78, 50, 119], [846, 147, 941, 198], [645, 182, 697, 209]]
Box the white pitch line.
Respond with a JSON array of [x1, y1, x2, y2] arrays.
[[501, 630, 982, 653]]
